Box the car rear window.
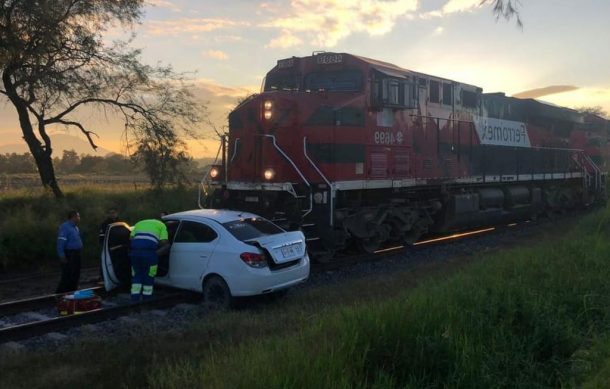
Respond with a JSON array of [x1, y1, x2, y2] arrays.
[[222, 218, 283, 241]]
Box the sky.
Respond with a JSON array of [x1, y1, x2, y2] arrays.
[[1, 0, 609, 157]]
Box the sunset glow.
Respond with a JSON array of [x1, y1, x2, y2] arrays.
[[1, 0, 608, 157]]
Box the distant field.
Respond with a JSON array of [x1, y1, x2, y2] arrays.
[[0, 174, 206, 193], [0, 185, 202, 271], [0, 174, 152, 192]]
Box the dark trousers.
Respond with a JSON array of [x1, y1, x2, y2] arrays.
[[56, 249, 82, 294]]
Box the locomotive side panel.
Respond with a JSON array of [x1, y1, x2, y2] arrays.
[[208, 52, 608, 260]]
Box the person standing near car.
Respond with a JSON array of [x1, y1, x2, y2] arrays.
[[56, 210, 83, 294], [98, 207, 121, 245], [129, 219, 169, 302]]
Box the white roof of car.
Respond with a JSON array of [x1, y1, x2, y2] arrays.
[[165, 209, 260, 224]]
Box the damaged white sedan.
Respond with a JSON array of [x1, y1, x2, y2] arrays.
[[102, 209, 310, 308]]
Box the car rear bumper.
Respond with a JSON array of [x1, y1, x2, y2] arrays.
[[228, 255, 310, 296]]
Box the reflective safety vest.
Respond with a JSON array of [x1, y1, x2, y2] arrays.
[[130, 219, 168, 245]]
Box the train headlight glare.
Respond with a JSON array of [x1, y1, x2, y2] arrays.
[[209, 167, 220, 179], [264, 110, 273, 120], [264, 101, 273, 110], [263, 168, 275, 180]]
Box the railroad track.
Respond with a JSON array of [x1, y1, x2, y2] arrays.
[[0, 266, 99, 285], [0, 287, 198, 344], [0, 211, 583, 345], [313, 223, 504, 273]]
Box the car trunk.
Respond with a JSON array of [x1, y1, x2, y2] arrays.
[[246, 231, 306, 265]]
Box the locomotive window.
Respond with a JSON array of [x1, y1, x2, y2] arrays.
[[387, 80, 400, 105], [372, 76, 414, 108], [462, 90, 478, 108], [429, 80, 440, 103], [443, 83, 453, 105], [264, 72, 299, 91], [304, 70, 362, 92]]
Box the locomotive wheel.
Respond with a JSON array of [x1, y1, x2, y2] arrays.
[[357, 237, 382, 254]]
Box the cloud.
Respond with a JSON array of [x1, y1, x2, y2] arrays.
[[261, 0, 418, 48], [526, 87, 610, 114], [267, 31, 304, 48], [432, 26, 444, 36], [193, 79, 258, 100], [146, 0, 182, 12], [512, 85, 580, 99], [421, 0, 489, 19], [206, 50, 229, 60], [441, 0, 483, 14], [144, 18, 248, 36]]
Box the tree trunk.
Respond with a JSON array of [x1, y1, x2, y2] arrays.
[[2, 70, 64, 197]]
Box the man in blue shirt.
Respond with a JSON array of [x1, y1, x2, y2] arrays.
[[56, 210, 83, 293]]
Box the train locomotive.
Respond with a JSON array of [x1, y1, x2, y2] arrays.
[[204, 52, 609, 260]]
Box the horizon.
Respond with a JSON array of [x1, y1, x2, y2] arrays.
[[1, 0, 609, 157]]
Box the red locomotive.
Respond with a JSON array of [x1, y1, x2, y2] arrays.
[[204, 52, 609, 260]]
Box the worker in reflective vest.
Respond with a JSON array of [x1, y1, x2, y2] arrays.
[[129, 219, 169, 302]]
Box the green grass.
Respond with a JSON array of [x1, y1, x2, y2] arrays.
[[150, 207, 610, 388], [1, 208, 609, 388], [0, 185, 200, 271]]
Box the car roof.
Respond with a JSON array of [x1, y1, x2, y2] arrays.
[[164, 209, 261, 224]]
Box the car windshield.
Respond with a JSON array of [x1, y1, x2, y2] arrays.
[[222, 218, 283, 241]]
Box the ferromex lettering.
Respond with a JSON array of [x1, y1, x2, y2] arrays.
[[473, 116, 531, 148]]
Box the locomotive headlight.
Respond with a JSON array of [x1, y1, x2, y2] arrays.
[[263, 168, 275, 181], [209, 166, 220, 179], [263, 100, 273, 120]]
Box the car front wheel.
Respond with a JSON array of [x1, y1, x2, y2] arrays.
[[202, 275, 233, 310]]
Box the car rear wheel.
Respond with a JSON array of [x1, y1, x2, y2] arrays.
[[202, 275, 233, 310]]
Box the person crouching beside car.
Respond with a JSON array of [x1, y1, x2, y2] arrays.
[[129, 219, 169, 302]]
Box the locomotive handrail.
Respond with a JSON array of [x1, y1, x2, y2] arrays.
[[584, 154, 602, 191], [262, 134, 313, 218], [198, 139, 223, 209], [230, 138, 240, 163], [303, 137, 334, 227]]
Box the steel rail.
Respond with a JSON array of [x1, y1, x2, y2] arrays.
[[311, 219, 546, 274], [0, 286, 106, 317], [0, 266, 100, 285], [0, 290, 199, 343]]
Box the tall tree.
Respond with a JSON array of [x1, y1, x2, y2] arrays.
[[58, 149, 79, 173], [575, 106, 608, 119], [0, 0, 203, 197], [131, 122, 193, 190]]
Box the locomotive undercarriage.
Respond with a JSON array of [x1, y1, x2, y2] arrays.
[[208, 176, 597, 262]]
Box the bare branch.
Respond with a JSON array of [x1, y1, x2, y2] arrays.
[[49, 119, 100, 150], [481, 0, 523, 27]]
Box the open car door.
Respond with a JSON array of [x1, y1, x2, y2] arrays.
[[101, 222, 132, 291]]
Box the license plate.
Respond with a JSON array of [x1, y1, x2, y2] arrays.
[[245, 196, 259, 202], [280, 243, 300, 258]]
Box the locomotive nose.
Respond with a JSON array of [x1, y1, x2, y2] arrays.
[[259, 96, 297, 131]]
